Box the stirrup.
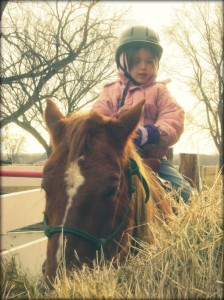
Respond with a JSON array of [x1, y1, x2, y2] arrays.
[[153, 172, 172, 192]]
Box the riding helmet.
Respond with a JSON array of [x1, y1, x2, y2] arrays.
[[115, 25, 163, 69]]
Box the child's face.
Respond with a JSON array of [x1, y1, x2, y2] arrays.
[[129, 48, 156, 84]]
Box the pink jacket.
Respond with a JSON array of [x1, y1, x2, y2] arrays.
[[92, 75, 184, 159]]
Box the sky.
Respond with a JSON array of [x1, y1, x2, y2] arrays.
[[3, 1, 219, 156]]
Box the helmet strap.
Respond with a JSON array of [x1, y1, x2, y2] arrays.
[[119, 79, 131, 108], [118, 52, 140, 107], [119, 68, 140, 108]]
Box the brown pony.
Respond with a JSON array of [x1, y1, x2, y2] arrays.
[[42, 99, 172, 283]]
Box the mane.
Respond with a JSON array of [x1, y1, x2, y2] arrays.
[[124, 140, 164, 200], [64, 111, 103, 163]]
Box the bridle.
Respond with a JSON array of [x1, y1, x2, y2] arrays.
[[43, 158, 150, 249]]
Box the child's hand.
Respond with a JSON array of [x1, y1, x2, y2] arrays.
[[144, 124, 160, 144], [133, 128, 143, 148], [133, 125, 160, 147]]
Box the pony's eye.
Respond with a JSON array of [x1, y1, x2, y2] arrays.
[[103, 185, 118, 200]]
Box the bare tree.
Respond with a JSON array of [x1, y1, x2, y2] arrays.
[[2, 126, 26, 164], [1, 1, 127, 155], [164, 2, 223, 170]]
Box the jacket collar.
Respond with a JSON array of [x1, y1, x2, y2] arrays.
[[117, 69, 157, 90]]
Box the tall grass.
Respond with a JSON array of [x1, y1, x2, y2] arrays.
[[1, 176, 223, 299]]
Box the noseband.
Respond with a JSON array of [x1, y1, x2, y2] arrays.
[[43, 158, 150, 249]]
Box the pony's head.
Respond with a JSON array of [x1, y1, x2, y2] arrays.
[[42, 99, 150, 282]]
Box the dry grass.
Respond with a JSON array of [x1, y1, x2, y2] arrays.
[[1, 175, 223, 299]]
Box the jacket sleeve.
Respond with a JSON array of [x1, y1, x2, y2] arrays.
[[91, 85, 114, 116], [155, 84, 185, 146]]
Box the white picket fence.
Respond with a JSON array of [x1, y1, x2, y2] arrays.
[[0, 189, 47, 276]]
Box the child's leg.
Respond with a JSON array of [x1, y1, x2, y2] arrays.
[[158, 159, 193, 202]]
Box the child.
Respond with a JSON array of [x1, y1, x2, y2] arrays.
[[91, 25, 193, 202]]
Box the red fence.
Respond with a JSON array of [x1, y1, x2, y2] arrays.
[[0, 170, 43, 178]]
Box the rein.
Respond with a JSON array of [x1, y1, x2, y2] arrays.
[[43, 158, 150, 249]]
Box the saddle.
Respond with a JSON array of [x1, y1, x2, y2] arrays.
[[140, 145, 172, 193], [139, 144, 161, 173], [143, 158, 161, 173]]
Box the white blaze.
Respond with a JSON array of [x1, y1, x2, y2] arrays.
[[56, 157, 85, 264], [63, 158, 85, 224]]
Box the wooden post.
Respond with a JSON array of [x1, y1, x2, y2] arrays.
[[167, 147, 173, 164], [179, 153, 201, 190]]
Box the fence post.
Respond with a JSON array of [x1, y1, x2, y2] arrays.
[[179, 153, 201, 190], [167, 147, 173, 164]]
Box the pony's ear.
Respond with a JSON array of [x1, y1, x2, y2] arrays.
[[44, 99, 65, 147], [117, 99, 145, 140], [108, 100, 145, 149]]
